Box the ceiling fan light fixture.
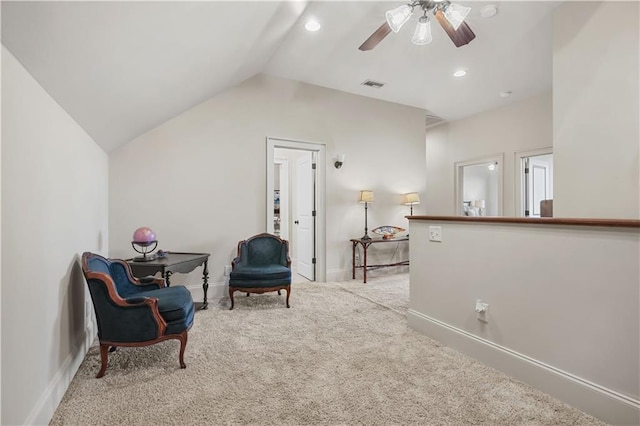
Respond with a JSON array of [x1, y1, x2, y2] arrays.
[[443, 3, 471, 31], [386, 4, 413, 33], [411, 16, 433, 45]]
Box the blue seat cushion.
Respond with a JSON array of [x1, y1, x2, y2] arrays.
[[128, 286, 194, 335], [230, 264, 291, 282]]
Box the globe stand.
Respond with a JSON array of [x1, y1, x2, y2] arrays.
[[131, 240, 158, 262]]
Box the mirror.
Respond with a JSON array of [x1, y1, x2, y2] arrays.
[[455, 155, 503, 216]]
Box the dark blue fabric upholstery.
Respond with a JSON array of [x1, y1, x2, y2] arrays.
[[229, 234, 291, 289], [86, 279, 161, 342], [229, 265, 291, 284], [82, 252, 194, 377], [131, 286, 195, 334], [83, 253, 194, 341], [87, 256, 161, 297]]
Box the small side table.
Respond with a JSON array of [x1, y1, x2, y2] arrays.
[[126, 252, 210, 310], [350, 237, 409, 283]]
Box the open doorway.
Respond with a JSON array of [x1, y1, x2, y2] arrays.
[[515, 148, 553, 217], [266, 138, 326, 283]]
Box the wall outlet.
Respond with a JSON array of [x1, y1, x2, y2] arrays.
[[429, 226, 442, 242], [476, 299, 489, 322], [355, 253, 360, 266], [224, 265, 232, 276]]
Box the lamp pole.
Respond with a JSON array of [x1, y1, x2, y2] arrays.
[[362, 201, 371, 240]]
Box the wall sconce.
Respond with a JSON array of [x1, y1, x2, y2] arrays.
[[402, 192, 420, 215], [334, 154, 346, 169]]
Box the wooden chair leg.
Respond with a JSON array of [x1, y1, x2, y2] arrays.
[[229, 287, 235, 310], [178, 330, 188, 369], [97, 343, 109, 378], [285, 286, 291, 308]]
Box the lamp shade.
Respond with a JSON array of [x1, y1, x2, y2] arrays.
[[403, 192, 420, 205], [385, 4, 413, 33], [443, 3, 471, 31], [472, 199, 485, 209], [359, 190, 375, 203], [411, 16, 433, 45]]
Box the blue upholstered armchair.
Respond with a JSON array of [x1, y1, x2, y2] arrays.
[[81, 252, 195, 378], [228, 233, 292, 310]]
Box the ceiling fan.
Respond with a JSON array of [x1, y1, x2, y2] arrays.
[[359, 0, 475, 51]]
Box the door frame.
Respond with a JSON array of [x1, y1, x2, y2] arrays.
[[266, 137, 326, 282], [514, 147, 553, 217], [454, 154, 504, 216], [274, 156, 289, 241]]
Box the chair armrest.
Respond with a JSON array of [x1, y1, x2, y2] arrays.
[[109, 297, 166, 341], [85, 274, 167, 341], [231, 257, 242, 270], [137, 276, 167, 288]]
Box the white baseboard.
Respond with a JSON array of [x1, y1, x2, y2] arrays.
[[186, 281, 227, 304], [24, 325, 96, 425], [407, 309, 640, 426], [326, 268, 352, 283]]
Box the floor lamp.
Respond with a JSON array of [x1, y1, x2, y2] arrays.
[[359, 190, 374, 240]]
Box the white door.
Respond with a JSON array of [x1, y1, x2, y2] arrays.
[[295, 151, 314, 280], [524, 154, 553, 217]]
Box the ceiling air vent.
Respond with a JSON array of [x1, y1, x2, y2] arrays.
[[361, 79, 385, 88], [425, 112, 445, 129]]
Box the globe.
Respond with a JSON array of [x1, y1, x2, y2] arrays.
[[131, 227, 158, 262], [132, 227, 157, 246]]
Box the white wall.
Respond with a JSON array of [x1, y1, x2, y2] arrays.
[[425, 91, 552, 216], [1, 46, 109, 425], [553, 1, 639, 219], [408, 219, 639, 425], [109, 74, 425, 294]]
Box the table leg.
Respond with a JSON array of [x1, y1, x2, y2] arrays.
[[352, 241, 357, 279], [201, 260, 209, 310], [164, 270, 172, 286], [363, 244, 368, 284]]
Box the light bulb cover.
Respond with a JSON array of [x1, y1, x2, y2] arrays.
[[411, 16, 433, 45], [443, 3, 471, 31], [386, 4, 413, 33]]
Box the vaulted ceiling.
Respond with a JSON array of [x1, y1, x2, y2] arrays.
[[1, 1, 559, 152]]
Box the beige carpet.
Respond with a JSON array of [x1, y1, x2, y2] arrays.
[[51, 273, 605, 425]]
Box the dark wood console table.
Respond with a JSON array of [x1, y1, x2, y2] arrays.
[[126, 252, 210, 310], [350, 237, 409, 283]]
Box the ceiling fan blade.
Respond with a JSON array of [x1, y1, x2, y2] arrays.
[[358, 22, 392, 51], [434, 9, 476, 48]]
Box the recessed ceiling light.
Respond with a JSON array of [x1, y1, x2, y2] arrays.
[[480, 5, 498, 19], [453, 69, 467, 78], [305, 19, 321, 32], [500, 91, 513, 98]]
